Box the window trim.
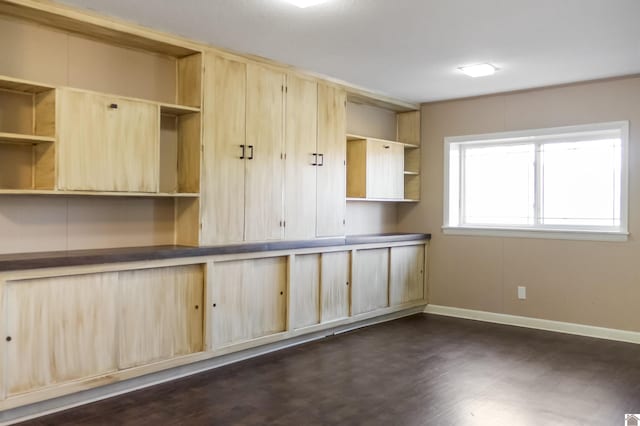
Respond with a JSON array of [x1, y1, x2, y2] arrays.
[[442, 121, 630, 242]]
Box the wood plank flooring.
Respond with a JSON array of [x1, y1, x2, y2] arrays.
[[20, 314, 640, 425]]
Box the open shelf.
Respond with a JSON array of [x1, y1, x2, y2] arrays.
[[347, 133, 418, 148], [0, 189, 199, 198], [0, 75, 55, 94], [160, 103, 201, 116], [0, 133, 56, 145], [347, 197, 419, 203]]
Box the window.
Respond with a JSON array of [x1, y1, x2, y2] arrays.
[[443, 121, 629, 241]]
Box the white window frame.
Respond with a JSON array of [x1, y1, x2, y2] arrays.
[[443, 121, 629, 242]]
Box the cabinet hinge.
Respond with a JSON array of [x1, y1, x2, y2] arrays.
[[343, 219, 346, 225], [281, 153, 287, 160], [343, 160, 346, 166]]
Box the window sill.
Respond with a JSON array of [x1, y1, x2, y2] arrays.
[[441, 226, 629, 242]]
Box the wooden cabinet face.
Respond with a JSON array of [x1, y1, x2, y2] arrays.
[[57, 89, 159, 192], [320, 251, 350, 322], [292, 254, 320, 329], [5, 273, 118, 396], [390, 245, 425, 306], [118, 265, 204, 369], [210, 257, 287, 348], [317, 84, 347, 237], [352, 248, 389, 315], [285, 74, 318, 240], [244, 64, 285, 241], [366, 140, 404, 199], [201, 54, 247, 245]]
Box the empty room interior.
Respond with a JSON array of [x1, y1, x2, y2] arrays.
[[0, 0, 639, 424]]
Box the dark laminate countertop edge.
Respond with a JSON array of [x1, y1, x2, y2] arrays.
[[0, 233, 431, 272]]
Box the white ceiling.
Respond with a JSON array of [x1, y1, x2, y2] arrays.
[[58, 0, 640, 103]]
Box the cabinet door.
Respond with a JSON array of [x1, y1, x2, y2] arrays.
[[317, 84, 347, 237], [366, 140, 404, 199], [201, 54, 247, 244], [245, 64, 285, 241], [5, 273, 118, 396], [57, 89, 159, 192], [352, 248, 389, 315], [390, 245, 425, 306], [320, 251, 350, 322], [285, 74, 318, 240], [210, 257, 287, 348], [118, 265, 203, 369], [292, 254, 320, 329]]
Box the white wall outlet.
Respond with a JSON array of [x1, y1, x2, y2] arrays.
[[517, 286, 527, 300]]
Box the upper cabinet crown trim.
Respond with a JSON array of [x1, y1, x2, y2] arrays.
[[0, 0, 202, 57]]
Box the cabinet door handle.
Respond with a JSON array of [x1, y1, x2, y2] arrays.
[[248, 145, 254, 160], [240, 144, 246, 159], [383, 145, 390, 149], [109, 103, 118, 109], [318, 153, 324, 166], [311, 153, 318, 166]]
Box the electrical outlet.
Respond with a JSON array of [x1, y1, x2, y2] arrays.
[[517, 286, 527, 300]]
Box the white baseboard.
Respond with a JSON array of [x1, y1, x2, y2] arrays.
[[424, 304, 640, 344]]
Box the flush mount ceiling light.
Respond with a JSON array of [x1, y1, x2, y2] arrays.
[[282, 0, 330, 8], [458, 63, 498, 78]]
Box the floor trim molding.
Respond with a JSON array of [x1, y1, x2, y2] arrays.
[[424, 304, 640, 344]]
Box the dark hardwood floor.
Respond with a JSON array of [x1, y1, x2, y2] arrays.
[[20, 314, 640, 425]]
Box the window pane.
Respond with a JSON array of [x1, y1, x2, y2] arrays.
[[541, 139, 621, 226], [462, 144, 535, 225]]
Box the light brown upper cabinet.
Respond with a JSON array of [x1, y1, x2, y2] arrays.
[[201, 55, 285, 244], [201, 55, 247, 245], [284, 79, 347, 240], [347, 137, 404, 200], [245, 64, 286, 241], [284, 75, 319, 240], [57, 88, 159, 192], [316, 84, 347, 237]]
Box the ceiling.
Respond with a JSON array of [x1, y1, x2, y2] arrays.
[[58, 0, 640, 104]]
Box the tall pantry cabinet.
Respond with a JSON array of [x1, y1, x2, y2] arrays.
[[201, 53, 347, 244]]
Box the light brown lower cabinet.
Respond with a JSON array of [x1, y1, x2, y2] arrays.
[[5, 273, 119, 396], [3, 265, 204, 396], [390, 245, 425, 306], [352, 248, 390, 315], [292, 254, 321, 329], [209, 257, 288, 348], [118, 265, 204, 369], [320, 251, 350, 322]]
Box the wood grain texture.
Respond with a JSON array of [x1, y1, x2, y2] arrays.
[[177, 53, 202, 108], [396, 110, 421, 146], [33, 141, 55, 190], [210, 257, 287, 348], [366, 139, 404, 199], [390, 245, 425, 306], [0, 91, 33, 135], [404, 174, 420, 201], [117, 265, 204, 369], [244, 63, 285, 242], [34, 89, 56, 137], [292, 254, 320, 329], [57, 89, 159, 192], [352, 248, 389, 315], [346, 139, 367, 198], [5, 272, 119, 396], [200, 54, 246, 245], [320, 251, 350, 322], [176, 112, 201, 194], [284, 74, 317, 240], [404, 147, 420, 174], [175, 197, 201, 247], [316, 84, 347, 237]]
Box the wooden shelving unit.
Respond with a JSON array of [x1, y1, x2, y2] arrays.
[[345, 109, 421, 202]]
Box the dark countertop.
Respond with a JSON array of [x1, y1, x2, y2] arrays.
[[0, 233, 430, 272]]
